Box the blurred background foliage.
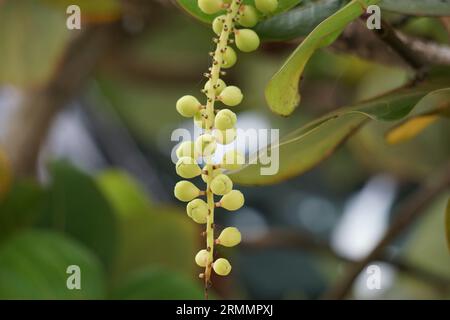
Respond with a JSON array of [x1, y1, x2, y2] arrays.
[[0, 0, 449, 299]]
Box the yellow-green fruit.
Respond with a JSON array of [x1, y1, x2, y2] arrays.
[[214, 128, 236, 145], [239, 5, 259, 27], [195, 249, 209, 267], [204, 78, 226, 95], [213, 258, 232, 276], [176, 156, 201, 178], [176, 95, 201, 117], [176, 141, 196, 159], [255, 0, 278, 14], [221, 150, 245, 170], [220, 190, 245, 211], [217, 227, 241, 247], [215, 109, 237, 130], [219, 86, 243, 107], [201, 165, 222, 183], [222, 46, 237, 69], [194, 110, 209, 129], [235, 29, 260, 52], [212, 15, 225, 35], [174, 180, 200, 202], [187, 199, 209, 224], [211, 174, 233, 195], [198, 0, 223, 14], [195, 134, 217, 157]]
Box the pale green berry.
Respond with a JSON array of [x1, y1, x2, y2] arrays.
[[194, 110, 209, 129], [213, 258, 232, 276], [176, 95, 201, 117], [212, 15, 225, 35], [222, 46, 237, 69], [217, 227, 241, 247], [198, 0, 223, 14], [214, 128, 236, 145], [174, 180, 201, 202], [235, 29, 260, 53], [176, 156, 201, 178], [204, 78, 226, 95], [195, 134, 217, 157], [201, 165, 222, 183], [220, 190, 245, 211], [195, 249, 209, 267], [221, 150, 245, 170], [239, 5, 259, 28], [219, 86, 243, 107], [215, 109, 237, 130], [211, 174, 233, 195], [176, 141, 196, 159], [255, 0, 278, 14], [187, 198, 209, 224]]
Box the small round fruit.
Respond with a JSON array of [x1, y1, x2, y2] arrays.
[[239, 5, 259, 27], [176, 141, 196, 159], [219, 86, 243, 107], [214, 128, 236, 145], [176, 157, 201, 178], [210, 174, 233, 195], [222, 46, 237, 69], [215, 109, 237, 130], [187, 199, 209, 224], [201, 165, 222, 183], [204, 78, 226, 95], [198, 0, 223, 15], [221, 150, 244, 170], [217, 227, 241, 247], [213, 258, 232, 276], [195, 249, 209, 267], [220, 190, 245, 211], [212, 15, 225, 35], [195, 134, 217, 157], [255, 0, 278, 14], [176, 95, 201, 117], [174, 181, 200, 202], [235, 29, 260, 52]]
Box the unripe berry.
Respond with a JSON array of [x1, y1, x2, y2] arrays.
[[174, 180, 201, 202], [176, 156, 201, 178], [220, 190, 245, 211], [239, 5, 259, 28], [217, 227, 241, 247], [219, 86, 243, 107], [187, 198, 209, 224], [222, 46, 237, 69], [176, 95, 201, 117], [212, 15, 225, 36], [204, 78, 226, 95], [176, 141, 197, 159], [214, 128, 236, 145], [201, 165, 222, 183], [194, 110, 210, 129], [210, 174, 233, 195], [255, 0, 278, 14], [215, 109, 237, 130], [198, 0, 223, 15], [195, 134, 217, 157], [221, 150, 245, 170], [235, 29, 260, 53], [213, 258, 232, 276], [195, 249, 209, 267]]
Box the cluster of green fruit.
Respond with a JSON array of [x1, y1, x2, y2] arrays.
[[173, 0, 277, 285]]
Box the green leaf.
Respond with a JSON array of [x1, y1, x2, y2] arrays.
[[265, 0, 380, 116], [38, 161, 118, 269], [255, 0, 346, 41], [111, 267, 203, 299], [175, 0, 301, 24], [230, 78, 450, 185], [0, 0, 70, 87], [380, 0, 450, 16], [0, 230, 105, 299]]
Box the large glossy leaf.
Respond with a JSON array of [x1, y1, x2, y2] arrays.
[[230, 80, 450, 185], [265, 0, 379, 116], [38, 161, 118, 269], [0, 230, 105, 299], [175, 0, 301, 24], [380, 0, 450, 16]]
